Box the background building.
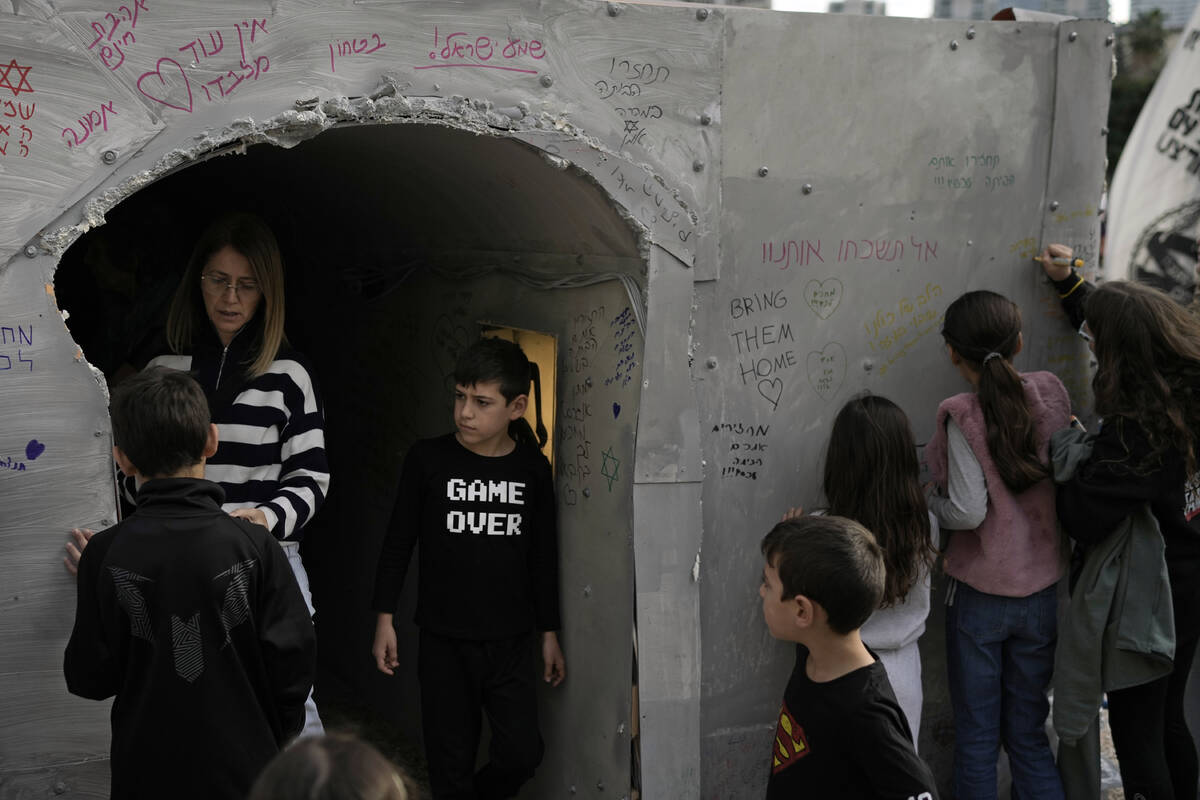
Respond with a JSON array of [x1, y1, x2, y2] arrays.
[[829, 0, 889, 13], [933, 0, 1109, 18]]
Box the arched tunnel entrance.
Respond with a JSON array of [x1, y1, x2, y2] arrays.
[[53, 122, 647, 796]]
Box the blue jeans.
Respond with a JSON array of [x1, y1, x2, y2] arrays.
[[946, 580, 1064, 800]]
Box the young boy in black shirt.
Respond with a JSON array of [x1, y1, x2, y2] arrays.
[[759, 515, 937, 800], [64, 367, 316, 799], [372, 337, 564, 800]]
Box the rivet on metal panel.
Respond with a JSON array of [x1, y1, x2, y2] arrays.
[[642, 379, 649, 388], [1101, 127, 1109, 136], [706, 356, 718, 369], [583, 487, 591, 498], [700, 112, 712, 126], [540, 75, 553, 87], [967, 240, 974, 246], [950, 40, 959, 50], [758, 166, 769, 177], [680, 466, 686, 474], [696, 8, 710, 20], [1049, 201, 1060, 211], [54, 783, 67, 795], [597, 781, 606, 791], [102, 149, 118, 165], [23, 244, 37, 258], [607, 2, 621, 15], [570, 787, 577, 795], [966, 26, 976, 39], [617, 722, 625, 734], [1068, 31, 1078, 42], [1105, 33, 1115, 46], [701, 459, 708, 468], [585, 377, 593, 388], [693, 159, 705, 172], [863, 359, 875, 372], [93, 431, 104, 438], [583, 585, 592, 597], [802, 184, 813, 195]]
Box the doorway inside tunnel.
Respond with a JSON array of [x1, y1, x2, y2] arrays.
[[53, 121, 647, 797]]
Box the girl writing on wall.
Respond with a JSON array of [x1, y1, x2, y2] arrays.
[[925, 289, 1070, 800], [1039, 244, 1200, 798]]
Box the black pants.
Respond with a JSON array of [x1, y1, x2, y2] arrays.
[[1107, 576, 1200, 799], [418, 629, 544, 800]]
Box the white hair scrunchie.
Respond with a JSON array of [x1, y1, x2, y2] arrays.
[[983, 352, 1003, 365]]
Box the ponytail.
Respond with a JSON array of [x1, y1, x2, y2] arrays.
[[943, 291, 1048, 493], [976, 351, 1049, 492]]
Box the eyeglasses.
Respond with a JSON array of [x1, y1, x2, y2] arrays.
[[200, 273, 260, 298]]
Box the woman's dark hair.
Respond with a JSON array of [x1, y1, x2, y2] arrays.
[[1086, 280, 1200, 473], [247, 733, 417, 800], [941, 290, 1048, 493], [823, 394, 935, 607]]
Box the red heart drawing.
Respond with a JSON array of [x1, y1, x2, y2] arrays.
[[137, 57, 193, 113]]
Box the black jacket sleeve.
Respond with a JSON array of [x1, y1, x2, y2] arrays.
[[529, 453, 562, 632], [1050, 270, 1092, 331], [1057, 417, 1165, 545], [64, 532, 121, 700], [252, 528, 317, 743]]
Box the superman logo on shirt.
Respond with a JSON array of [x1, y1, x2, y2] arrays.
[[771, 701, 810, 773]]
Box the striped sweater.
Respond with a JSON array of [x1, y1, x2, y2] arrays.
[[125, 325, 330, 542]]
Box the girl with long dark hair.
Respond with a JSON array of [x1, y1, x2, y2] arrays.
[[811, 394, 937, 743], [925, 289, 1070, 799], [1041, 243, 1200, 799]]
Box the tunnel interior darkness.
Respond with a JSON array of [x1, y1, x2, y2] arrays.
[[53, 122, 645, 767]]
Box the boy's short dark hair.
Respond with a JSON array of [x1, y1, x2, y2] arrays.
[[453, 337, 531, 403], [110, 366, 211, 477], [760, 516, 885, 635]]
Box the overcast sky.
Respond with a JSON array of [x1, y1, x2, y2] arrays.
[[772, 0, 1130, 24]]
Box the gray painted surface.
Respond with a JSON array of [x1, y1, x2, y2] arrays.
[[0, 1, 1113, 798]]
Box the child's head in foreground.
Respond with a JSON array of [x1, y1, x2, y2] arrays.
[[759, 516, 885, 642], [247, 733, 416, 800], [110, 366, 214, 479]]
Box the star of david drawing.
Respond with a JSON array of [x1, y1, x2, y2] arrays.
[[0, 60, 34, 97], [601, 445, 620, 491]]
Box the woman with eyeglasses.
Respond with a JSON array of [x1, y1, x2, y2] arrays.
[[1038, 243, 1200, 799], [67, 212, 330, 736]]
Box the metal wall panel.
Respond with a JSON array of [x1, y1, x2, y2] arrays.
[[698, 10, 1110, 796], [0, 1, 1112, 797]]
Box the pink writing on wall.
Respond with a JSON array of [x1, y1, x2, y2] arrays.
[[761, 236, 940, 270], [0, 61, 35, 159], [87, 0, 149, 72], [419, 27, 546, 74], [62, 101, 117, 149], [328, 34, 387, 73], [137, 19, 270, 113]]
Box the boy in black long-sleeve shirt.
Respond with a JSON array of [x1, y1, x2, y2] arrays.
[[372, 338, 564, 800], [64, 367, 316, 800]]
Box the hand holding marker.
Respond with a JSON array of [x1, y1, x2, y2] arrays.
[[1033, 256, 1084, 267]]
